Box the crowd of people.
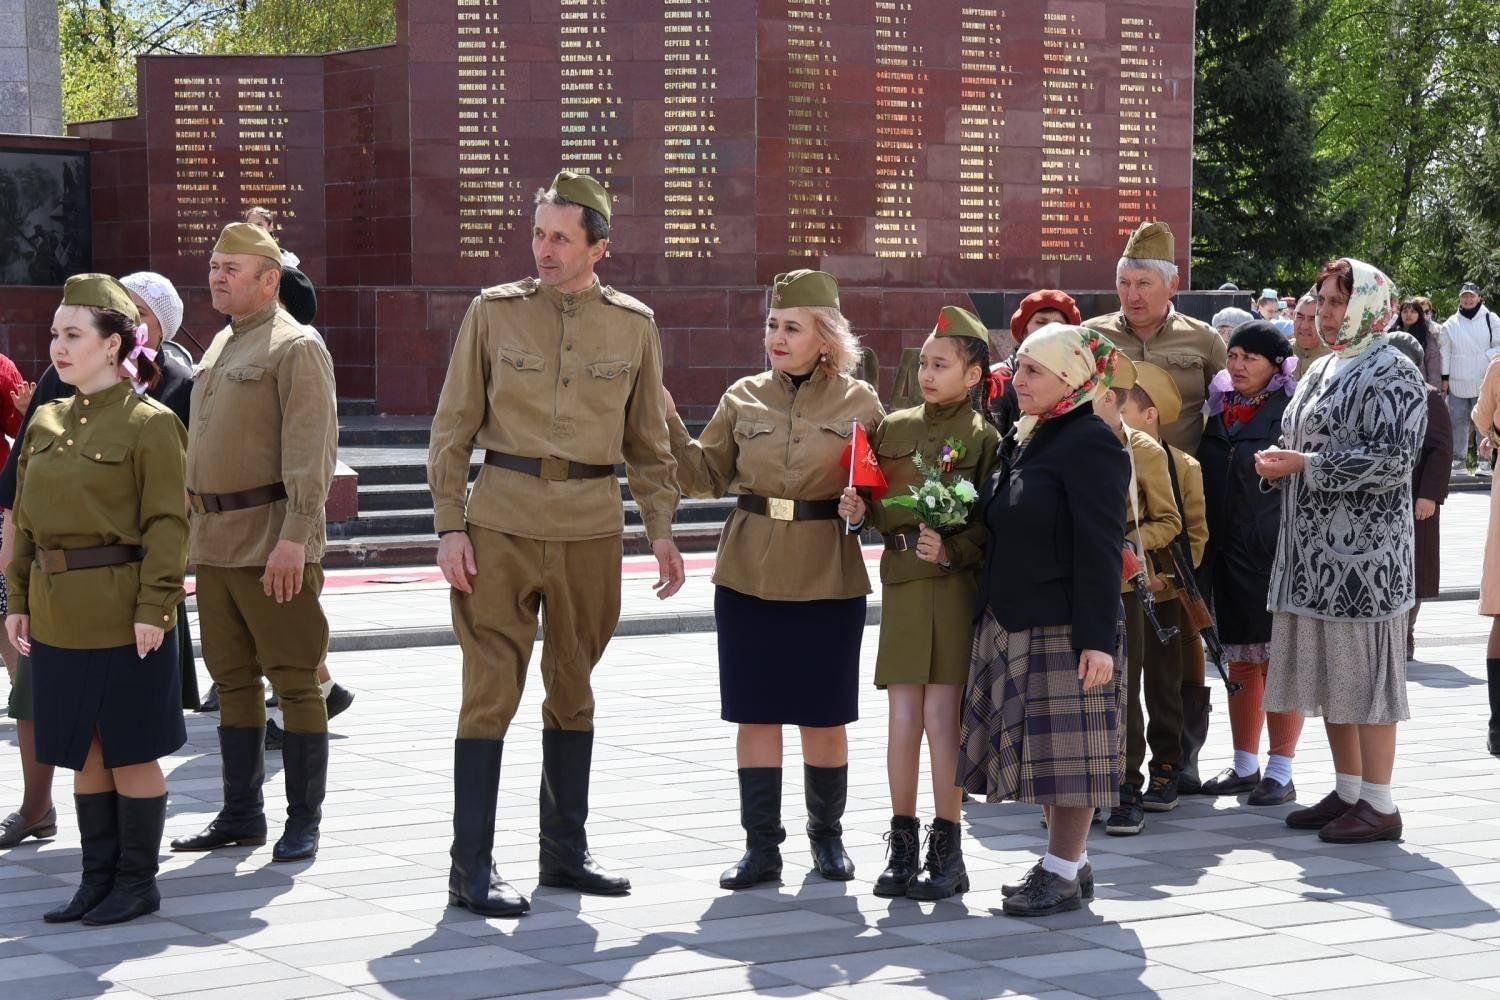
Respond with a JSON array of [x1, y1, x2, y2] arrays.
[[0, 168, 1496, 928]]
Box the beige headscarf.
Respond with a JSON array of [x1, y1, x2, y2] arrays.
[[1012, 323, 1125, 444]]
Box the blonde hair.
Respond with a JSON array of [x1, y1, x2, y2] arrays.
[[808, 306, 860, 376]]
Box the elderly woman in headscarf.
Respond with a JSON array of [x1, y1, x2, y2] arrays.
[[986, 290, 1083, 436], [959, 324, 1131, 918], [1211, 306, 1255, 345], [1256, 259, 1426, 845]]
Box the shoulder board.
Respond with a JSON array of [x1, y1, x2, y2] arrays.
[[480, 278, 540, 301], [600, 285, 654, 319]]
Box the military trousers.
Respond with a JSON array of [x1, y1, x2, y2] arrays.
[[196, 563, 329, 733], [453, 524, 623, 740], [1122, 592, 1186, 790]]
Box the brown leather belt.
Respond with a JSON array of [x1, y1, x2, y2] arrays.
[[36, 544, 143, 575], [190, 483, 288, 514], [884, 531, 921, 552], [736, 495, 841, 522], [484, 450, 614, 482]]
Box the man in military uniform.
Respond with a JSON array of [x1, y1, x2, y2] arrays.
[[428, 171, 684, 918], [1085, 222, 1227, 454], [170, 222, 338, 864], [1292, 291, 1331, 380]]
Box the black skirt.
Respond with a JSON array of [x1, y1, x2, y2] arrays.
[[714, 586, 864, 727], [32, 628, 187, 770]]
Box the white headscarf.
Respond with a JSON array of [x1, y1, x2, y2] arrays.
[[119, 272, 183, 343]]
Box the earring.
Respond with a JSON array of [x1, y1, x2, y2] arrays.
[[820, 352, 829, 362]]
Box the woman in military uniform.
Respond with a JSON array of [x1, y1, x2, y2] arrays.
[[841, 306, 998, 900], [4, 275, 189, 926], [664, 270, 883, 890]]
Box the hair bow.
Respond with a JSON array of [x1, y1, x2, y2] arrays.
[[121, 325, 158, 381]]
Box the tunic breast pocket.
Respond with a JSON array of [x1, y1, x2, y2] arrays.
[[1165, 353, 1204, 386], [499, 346, 546, 373], [876, 437, 918, 483]]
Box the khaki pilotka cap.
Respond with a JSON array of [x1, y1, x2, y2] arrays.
[[770, 269, 840, 309], [1110, 352, 1138, 391], [213, 221, 282, 262], [550, 170, 612, 223], [1131, 361, 1183, 426], [62, 273, 140, 324], [1121, 221, 1175, 263], [933, 305, 990, 348]]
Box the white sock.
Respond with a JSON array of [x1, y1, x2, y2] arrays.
[[1233, 750, 1260, 778], [1040, 853, 1081, 880], [319, 679, 335, 699], [1360, 781, 1396, 814], [1335, 772, 1361, 804], [1078, 850, 1089, 869], [267, 705, 283, 727], [1265, 754, 1294, 786]]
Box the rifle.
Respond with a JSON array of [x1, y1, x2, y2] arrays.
[[1166, 537, 1242, 697], [1122, 546, 1179, 646]]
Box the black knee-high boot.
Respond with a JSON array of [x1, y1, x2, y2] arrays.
[[805, 764, 854, 881], [82, 794, 166, 925], [448, 738, 529, 916], [43, 792, 118, 923], [720, 768, 784, 890], [1487, 659, 1500, 756]]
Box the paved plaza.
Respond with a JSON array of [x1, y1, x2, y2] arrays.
[[4, 492, 1500, 999]]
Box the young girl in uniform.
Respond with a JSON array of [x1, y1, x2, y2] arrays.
[[4, 274, 188, 925], [841, 306, 999, 899]]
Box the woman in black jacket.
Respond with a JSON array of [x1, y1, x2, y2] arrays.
[[1196, 322, 1304, 805], [959, 323, 1130, 918]]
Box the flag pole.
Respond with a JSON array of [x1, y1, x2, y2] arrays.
[[846, 419, 857, 534]]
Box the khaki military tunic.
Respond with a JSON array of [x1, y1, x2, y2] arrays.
[[1119, 423, 1183, 596], [1087, 310, 1227, 453], [1294, 340, 1332, 382], [669, 366, 884, 602], [427, 277, 678, 541], [865, 400, 1000, 686], [6, 382, 188, 649], [1149, 444, 1208, 603]]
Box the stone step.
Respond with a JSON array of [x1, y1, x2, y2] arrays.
[[338, 415, 433, 447], [330, 496, 739, 538], [322, 521, 728, 568]]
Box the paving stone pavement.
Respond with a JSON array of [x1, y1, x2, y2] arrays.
[[3, 486, 1500, 998]]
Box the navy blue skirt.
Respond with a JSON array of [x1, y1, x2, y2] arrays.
[[714, 586, 865, 727], [32, 628, 187, 770]]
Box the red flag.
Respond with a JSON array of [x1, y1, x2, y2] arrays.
[[841, 422, 888, 500]]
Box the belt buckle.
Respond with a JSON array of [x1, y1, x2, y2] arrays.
[[767, 497, 795, 522], [189, 493, 207, 515], [37, 549, 67, 574], [540, 457, 570, 482], [893, 533, 912, 552]]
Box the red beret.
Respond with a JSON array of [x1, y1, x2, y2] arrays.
[[1010, 290, 1082, 344]]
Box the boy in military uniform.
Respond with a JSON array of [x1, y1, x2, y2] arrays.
[[1091, 356, 1182, 836], [171, 223, 338, 864], [1120, 363, 1210, 806], [428, 171, 683, 918]]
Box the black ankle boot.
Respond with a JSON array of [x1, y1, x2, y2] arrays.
[[1177, 684, 1212, 795], [905, 818, 969, 900], [805, 764, 854, 881], [538, 729, 630, 895], [448, 739, 529, 917], [273, 730, 328, 862], [873, 815, 920, 897], [171, 727, 267, 851], [720, 768, 784, 890], [1488, 660, 1500, 757], [83, 794, 166, 925], [44, 792, 118, 923]]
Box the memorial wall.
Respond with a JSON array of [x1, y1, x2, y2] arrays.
[[29, 0, 1195, 415]]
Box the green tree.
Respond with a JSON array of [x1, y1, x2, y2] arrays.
[[1191, 0, 1355, 291]]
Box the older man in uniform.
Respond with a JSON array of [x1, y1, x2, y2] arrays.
[[1292, 290, 1331, 381], [429, 171, 684, 918], [1085, 222, 1226, 454], [170, 222, 338, 863]]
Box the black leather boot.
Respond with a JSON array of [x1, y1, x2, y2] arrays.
[[1177, 684, 1212, 795], [272, 730, 328, 861], [538, 729, 630, 895], [805, 764, 855, 881], [872, 815, 920, 897], [448, 739, 529, 917], [44, 792, 118, 923], [171, 727, 267, 851], [1488, 659, 1500, 756], [905, 818, 969, 900], [82, 794, 166, 925], [720, 767, 784, 890]]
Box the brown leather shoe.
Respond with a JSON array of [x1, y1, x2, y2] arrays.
[[1317, 800, 1402, 844], [1285, 790, 1352, 830]]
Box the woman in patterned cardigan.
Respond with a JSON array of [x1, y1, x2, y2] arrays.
[[1255, 258, 1426, 846]]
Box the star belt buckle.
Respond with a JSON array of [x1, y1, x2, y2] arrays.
[[767, 498, 795, 521]]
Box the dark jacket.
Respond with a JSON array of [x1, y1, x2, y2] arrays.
[[0, 356, 193, 508], [1413, 384, 1453, 597], [978, 403, 1130, 653], [1197, 391, 1291, 645]]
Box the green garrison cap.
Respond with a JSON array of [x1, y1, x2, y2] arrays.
[[213, 221, 282, 263], [933, 305, 990, 347], [1122, 221, 1175, 263], [62, 273, 140, 323], [550, 170, 611, 223], [770, 270, 840, 310]]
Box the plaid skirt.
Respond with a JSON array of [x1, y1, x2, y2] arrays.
[[959, 609, 1127, 808]]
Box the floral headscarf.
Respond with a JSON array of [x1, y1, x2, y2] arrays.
[[1012, 323, 1123, 444], [1323, 258, 1396, 358]]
